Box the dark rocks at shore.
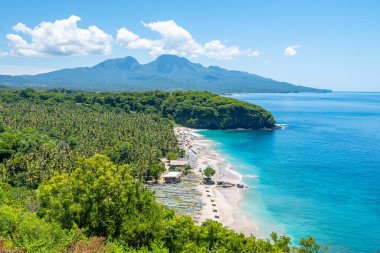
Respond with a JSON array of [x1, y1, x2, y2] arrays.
[[217, 181, 248, 189], [260, 124, 284, 131]]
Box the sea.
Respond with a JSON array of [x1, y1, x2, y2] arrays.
[[200, 92, 380, 253]]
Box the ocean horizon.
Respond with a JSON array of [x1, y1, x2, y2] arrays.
[[200, 92, 380, 253]]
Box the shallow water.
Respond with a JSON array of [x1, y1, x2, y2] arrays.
[[200, 93, 380, 253]]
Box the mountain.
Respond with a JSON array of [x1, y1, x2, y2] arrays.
[[0, 54, 331, 93]]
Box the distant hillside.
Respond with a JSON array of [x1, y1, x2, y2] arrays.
[[0, 54, 331, 93]]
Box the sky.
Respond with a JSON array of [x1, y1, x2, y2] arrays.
[[0, 0, 379, 91]]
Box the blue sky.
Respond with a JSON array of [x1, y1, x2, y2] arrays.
[[0, 0, 379, 91]]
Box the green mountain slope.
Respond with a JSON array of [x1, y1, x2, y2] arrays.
[[0, 54, 331, 93]]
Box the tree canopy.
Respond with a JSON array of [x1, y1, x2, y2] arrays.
[[0, 101, 177, 188], [203, 166, 216, 179], [0, 88, 328, 252], [38, 155, 172, 247], [0, 88, 276, 130]]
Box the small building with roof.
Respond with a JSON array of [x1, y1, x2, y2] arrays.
[[163, 171, 183, 183], [169, 160, 189, 169]]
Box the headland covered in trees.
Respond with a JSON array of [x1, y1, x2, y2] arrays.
[[0, 88, 276, 130], [0, 88, 327, 252]]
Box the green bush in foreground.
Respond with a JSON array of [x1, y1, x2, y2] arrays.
[[38, 155, 172, 247], [0, 155, 328, 252], [35, 155, 326, 253], [0, 205, 77, 252]]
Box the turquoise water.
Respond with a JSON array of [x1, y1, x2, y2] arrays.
[[200, 93, 380, 253]]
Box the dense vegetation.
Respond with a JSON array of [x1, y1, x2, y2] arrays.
[[0, 88, 328, 252], [0, 88, 275, 129], [0, 102, 176, 188]]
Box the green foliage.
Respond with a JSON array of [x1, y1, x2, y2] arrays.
[[162, 91, 276, 129], [0, 205, 77, 252], [0, 184, 80, 252], [203, 166, 216, 179], [37, 155, 173, 247], [0, 102, 177, 187], [0, 89, 275, 130], [0, 128, 59, 188], [149, 163, 165, 182], [0, 88, 328, 253], [183, 164, 192, 175], [0, 162, 328, 253], [167, 152, 179, 161], [298, 235, 329, 253], [178, 148, 186, 158]]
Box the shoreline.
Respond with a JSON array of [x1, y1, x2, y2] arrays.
[[175, 127, 259, 235]]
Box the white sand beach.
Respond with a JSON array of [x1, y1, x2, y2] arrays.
[[174, 127, 259, 235]]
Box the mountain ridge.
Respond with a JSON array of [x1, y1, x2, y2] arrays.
[[0, 54, 331, 93]]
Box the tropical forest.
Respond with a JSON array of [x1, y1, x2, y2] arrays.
[[0, 88, 326, 252]]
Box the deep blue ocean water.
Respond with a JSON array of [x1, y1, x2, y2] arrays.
[[200, 93, 380, 253]]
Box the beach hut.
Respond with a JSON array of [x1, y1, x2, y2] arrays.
[[169, 160, 189, 169], [163, 171, 183, 183]]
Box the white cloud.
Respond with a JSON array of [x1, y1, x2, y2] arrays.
[[203, 40, 241, 60], [247, 50, 261, 57], [117, 20, 260, 60], [284, 45, 299, 57], [6, 15, 113, 57], [116, 28, 161, 50]]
